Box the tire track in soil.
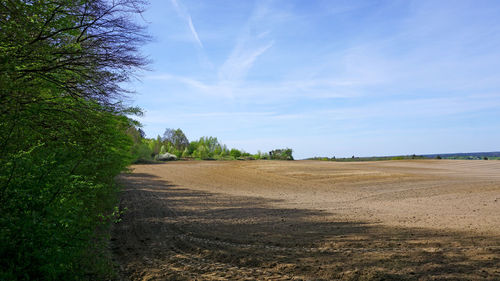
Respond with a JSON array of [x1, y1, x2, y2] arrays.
[[111, 174, 302, 280], [111, 163, 500, 280]]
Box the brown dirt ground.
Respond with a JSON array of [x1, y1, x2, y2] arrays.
[[111, 160, 500, 280]]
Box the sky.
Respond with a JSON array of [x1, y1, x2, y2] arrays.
[[129, 0, 500, 159]]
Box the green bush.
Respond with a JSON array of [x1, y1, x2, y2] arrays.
[[133, 143, 154, 162], [0, 100, 134, 280]]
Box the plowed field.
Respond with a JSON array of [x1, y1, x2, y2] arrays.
[[112, 160, 500, 280]]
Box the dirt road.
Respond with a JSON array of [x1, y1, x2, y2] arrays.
[[112, 160, 500, 280]]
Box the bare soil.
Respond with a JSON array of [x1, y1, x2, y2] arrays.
[[111, 160, 500, 280]]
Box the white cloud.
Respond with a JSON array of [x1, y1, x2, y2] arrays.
[[170, 0, 203, 48], [219, 41, 274, 83], [145, 72, 362, 101], [216, 1, 278, 89], [187, 15, 203, 48]]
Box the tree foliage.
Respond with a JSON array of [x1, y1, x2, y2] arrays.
[[0, 0, 149, 107], [131, 129, 293, 162], [0, 0, 148, 279], [163, 128, 189, 150], [269, 148, 294, 160]]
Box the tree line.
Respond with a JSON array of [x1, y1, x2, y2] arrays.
[[1, 0, 148, 279], [129, 127, 294, 161]]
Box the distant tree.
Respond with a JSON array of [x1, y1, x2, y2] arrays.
[[153, 135, 162, 155], [181, 148, 190, 158], [230, 148, 242, 158], [254, 150, 265, 160], [159, 145, 167, 155], [269, 148, 293, 160], [127, 126, 155, 163], [436, 155, 442, 159], [202, 136, 220, 153], [484, 156, 488, 160], [163, 128, 189, 150], [221, 144, 229, 156], [187, 140, 198, 154], [214, 145, 222, 156], [195, 145, 209, 159]]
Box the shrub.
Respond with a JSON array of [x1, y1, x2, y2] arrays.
[[133, 143, 154, 163]]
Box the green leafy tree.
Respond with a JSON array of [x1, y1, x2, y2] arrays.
[[163, 128, 189, 150], [128, 126, 153, 163], [221, 144, 229, 156], [0, 0, 149, 279], [153, 135, 162, 155], [194, 145, 209, 159], [269, 148, 294, 160], [188, 140, 199, 155], [135, 143, 154, 162], [230, 148, 242, 159], [160, 145, 167, 155], [181, 147, 190, 158], [254, 150, 269, 160]]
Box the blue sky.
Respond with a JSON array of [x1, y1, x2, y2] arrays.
[[130, 0, 500, 159]]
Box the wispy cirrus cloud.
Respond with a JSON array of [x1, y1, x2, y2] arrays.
[[217, 1, 278, 87], [167, 0, 278, 95], [146, 73, 360, 101], [218, 41, 274, 83], [186, 16, 203, 48], [170, 0, 203, 48]]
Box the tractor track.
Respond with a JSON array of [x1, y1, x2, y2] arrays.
[[112, 160, 500, 280]]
